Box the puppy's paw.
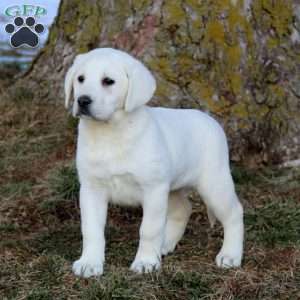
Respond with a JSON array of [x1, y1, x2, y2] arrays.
[[215, 251, 242, 268], [72, 257, 104, 278], [161, 239, 177, 256], [130, 256, 161, 274]]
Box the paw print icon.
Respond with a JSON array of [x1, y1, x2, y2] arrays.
[[5, 16, 45, 48]]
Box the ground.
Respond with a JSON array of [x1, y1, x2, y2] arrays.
[[0, 66, 299, 300]]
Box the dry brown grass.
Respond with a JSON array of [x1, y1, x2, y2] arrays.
[[0, 68, 299, 299]]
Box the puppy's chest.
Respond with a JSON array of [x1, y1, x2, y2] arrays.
[[78, 134, 133, 175], [77, 139, 143, 205], [108, 174, 142, 206]]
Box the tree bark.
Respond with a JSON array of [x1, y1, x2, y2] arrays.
[[8, 0, 300, 166]]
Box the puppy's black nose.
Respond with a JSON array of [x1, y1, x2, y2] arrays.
[[78, 95, 92, 108]]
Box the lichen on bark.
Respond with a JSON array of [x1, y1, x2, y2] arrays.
[[6, 0, 300, 166]]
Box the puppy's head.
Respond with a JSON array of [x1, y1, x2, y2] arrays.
[[64, 48, 156, 121]]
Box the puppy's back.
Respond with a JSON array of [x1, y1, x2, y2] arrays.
[[146, 107, 229, 183]]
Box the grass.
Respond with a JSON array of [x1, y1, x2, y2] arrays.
[[246, 200, 300, 247], [0, 69, 300, 299]]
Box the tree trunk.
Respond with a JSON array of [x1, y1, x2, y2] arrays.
[[9, 0, 300, 166]]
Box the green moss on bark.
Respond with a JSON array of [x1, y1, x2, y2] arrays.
[[19, 0, 300, 164], [48, 0, 102, 53]]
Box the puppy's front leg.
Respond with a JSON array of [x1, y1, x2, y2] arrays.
[[72, 185, 108, 278], [130, 184, 169, 273]]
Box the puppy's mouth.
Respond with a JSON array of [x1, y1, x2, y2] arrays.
[[77, 107, 91, 117], [76, 109, 108, 122]]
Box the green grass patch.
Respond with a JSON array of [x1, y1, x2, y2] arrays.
[[0, 223, 19, 233], [38, 163, 80, 220], [232, 165, 300, 190], [26, 288, 53, 300], [31, 223, 81, 260], [67, 115, 79, 132], [0, 180, 34, 201], [245, 199, 300, 247], [46, 163, 80, 202], [79, 269, 213, 300], [231, 165, 258, 185], [27, 255, 67, 286], [9, 85, 35, 104]]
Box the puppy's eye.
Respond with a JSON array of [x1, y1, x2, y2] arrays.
[[102, 77, 115, 86], [78, 75, 85, 83]]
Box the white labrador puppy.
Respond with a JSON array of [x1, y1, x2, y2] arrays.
[[65, 48, 244, 278]]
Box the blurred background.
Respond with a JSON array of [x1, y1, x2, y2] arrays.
[[1, 0, 299, 166]]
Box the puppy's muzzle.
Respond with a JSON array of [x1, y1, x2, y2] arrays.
[[78, 95, 92, 116]]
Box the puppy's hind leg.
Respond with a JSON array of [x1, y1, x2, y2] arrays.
[[197, 170, 244, 268], [162, 189, 192, 255]]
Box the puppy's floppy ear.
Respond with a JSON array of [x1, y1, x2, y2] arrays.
[[64, 54, 85, 109], [123, 57, 156, 112]]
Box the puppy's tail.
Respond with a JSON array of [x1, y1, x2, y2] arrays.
[[207, 208, 216, 228]]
